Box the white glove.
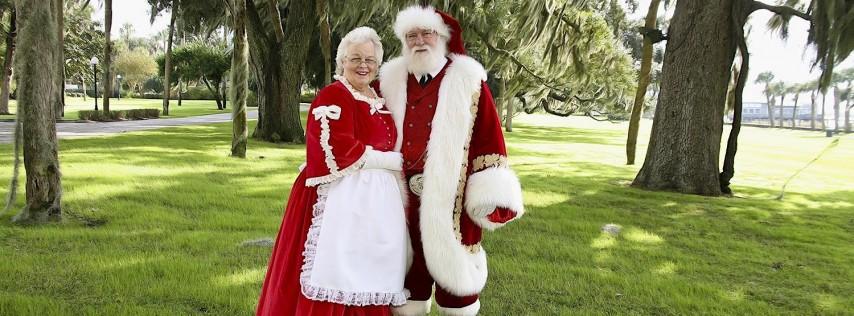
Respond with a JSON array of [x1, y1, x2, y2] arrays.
[[363, 149, 403, 171]]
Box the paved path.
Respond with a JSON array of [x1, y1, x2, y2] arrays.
[[0, 110, 259, 144]]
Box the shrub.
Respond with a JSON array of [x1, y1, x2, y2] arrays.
[[78, 109, 161, 122], [144, 109, 160, 118]]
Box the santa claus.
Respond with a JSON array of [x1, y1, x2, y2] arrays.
[[378, 5, 525, 316]]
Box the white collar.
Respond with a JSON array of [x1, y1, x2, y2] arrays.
[[333, 75, 389, 115]]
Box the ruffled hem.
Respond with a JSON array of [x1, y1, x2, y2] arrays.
[[299, 184, 410, 306]]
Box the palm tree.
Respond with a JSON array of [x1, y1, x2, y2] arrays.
[[787, 83, 802, 128], [808, 80, 819, 130], [769, 81, 786, 127], [755, 71, 775, 127], [837, 67, 854, 132]]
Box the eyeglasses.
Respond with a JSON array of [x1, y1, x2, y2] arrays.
[[405, 30, 436, 43], [348, 57, 378, 67]]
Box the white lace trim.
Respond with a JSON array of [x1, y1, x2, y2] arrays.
[[313, 105, 343, 177], [299, 184, 410, 306], [335, 75, 390, 115], [304, 151, 368, 187]]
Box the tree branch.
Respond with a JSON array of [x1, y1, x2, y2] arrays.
[[267, 0, 284, 43], [750, 0, 811, 21], [471, 27, 573, 97]]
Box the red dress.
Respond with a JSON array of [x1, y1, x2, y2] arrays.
[[256, 80, 402, 316]]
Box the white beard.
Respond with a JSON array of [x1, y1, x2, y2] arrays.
[[403, 40, 447, 76]]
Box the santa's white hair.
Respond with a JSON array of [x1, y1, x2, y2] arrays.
[[335, 26, 384, 76]]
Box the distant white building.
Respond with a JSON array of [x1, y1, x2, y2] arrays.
[[731, 102, 817, 121]]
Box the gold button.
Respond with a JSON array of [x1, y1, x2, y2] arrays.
[[408, 123, 413, 127], [428, 104, 433, 108]]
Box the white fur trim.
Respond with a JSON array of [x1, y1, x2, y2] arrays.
[[393, 299, 432, 316], [437, 300, 480, 316], [465, 167, 525, 231], [378, 56, 409, 151], [383, 54, 490, 296], [394, 5, 450, 42]]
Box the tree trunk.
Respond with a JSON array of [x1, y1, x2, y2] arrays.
[[12, 0, 63, 223], [833, 86, 841, 131], [102, 0, 111, 112], [810, 89, 816, 129], [719, 0, 750, 195], [317, 0, 332, 85], [54, 0, 65, 118], [231, 0, 248, 158], [202, 76, 223, 110], [820, 92, 826, 130], [177, 79, 183, 106], [162, 3, 177, 116], [626, 0, 661, 165], [766, 94, 775, 127], [221, 80, 227, 109], [81, 77, 86, 101], [495, 77, 504, 124], [845, 102, 851, 133], [633, 0, 735, 196], [246, 0, 312, 143], [791, 93, 799, 128], [778, 94, 786, 127], [504, 91, 513, 132], [0, 10, 16, 115]]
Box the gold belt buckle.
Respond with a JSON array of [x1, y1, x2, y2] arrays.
[[408, 174, 424, 196]]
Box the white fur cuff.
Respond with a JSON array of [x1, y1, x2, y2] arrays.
[[465, 167, 525, 230], [437, 300, 480, 316], [393, 299, 432, 316]]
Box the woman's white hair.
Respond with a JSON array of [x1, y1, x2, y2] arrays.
[[335, 26, 384, 76]]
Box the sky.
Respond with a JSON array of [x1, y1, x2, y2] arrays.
[[93, 0, 851, 105], [90, 0, 172, 39]]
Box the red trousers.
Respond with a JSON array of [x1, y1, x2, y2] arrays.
[[404, 190, 479, 308]]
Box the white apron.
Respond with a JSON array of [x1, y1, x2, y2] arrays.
[[301, 169, 409, 306]]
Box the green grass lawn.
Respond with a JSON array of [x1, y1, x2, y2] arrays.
[[0, 115, 851, 315], [0, 97, 228, 121]]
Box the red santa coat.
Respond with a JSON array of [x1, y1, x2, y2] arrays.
[[379, 54, 525, 297]]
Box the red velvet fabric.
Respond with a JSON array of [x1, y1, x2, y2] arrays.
[[256, 81, 397, 316], [304, 81, 396, 184]]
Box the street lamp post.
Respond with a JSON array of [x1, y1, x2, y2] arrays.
[[90, 56, 99, 111], [117, 74, 122, 101]]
